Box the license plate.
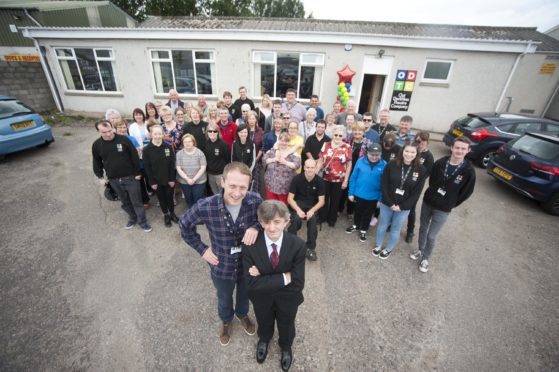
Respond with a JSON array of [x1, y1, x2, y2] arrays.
[[12, 121, 35, 131], [452, 128, 463, 137], [493, 167, 512, 180]]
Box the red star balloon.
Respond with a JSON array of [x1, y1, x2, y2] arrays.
[[337, 64, 356, 84]]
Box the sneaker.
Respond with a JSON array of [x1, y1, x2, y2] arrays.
[[306, 248, 318, 261], [359, 231, 367, 242], [345, 225, 357, 234], [419, 259, 429, 273], [124, 220, 136, 229], [372, 246, 382, 257], [410, 250, 422, 261], [405, 231, 414, 243], [379, 249, 391, 260], [219, 322, 232, 345], [237, 315, 256, 336], [369, 217, 378, 226], [140, 223, 152, 233]]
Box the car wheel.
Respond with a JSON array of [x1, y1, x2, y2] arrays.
[[476, 149, 497, 169], [37, 140, 53, 148], [541, 193, 559, 216]]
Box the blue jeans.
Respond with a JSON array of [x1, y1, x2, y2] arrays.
[[179, 182, 206, 208], [211, 275, 249, 323], [375, 202, 410, 252], [109, 176, 147, 225], [418, 202, 450, 260]]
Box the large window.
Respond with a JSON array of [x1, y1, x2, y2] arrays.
[[422, 59, 454, 83], [55, 48, 118, 92], [150, 49, 216, 95], [253, 52, 323, 99]]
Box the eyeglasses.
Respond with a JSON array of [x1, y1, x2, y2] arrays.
[[333, 134, 344, 138], [283, 117, 290, 119], [207, 130, 218, 133], [363, 119, 373, 122]]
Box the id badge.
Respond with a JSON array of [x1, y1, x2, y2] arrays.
[[395, 188, 405, 196], [437, 188, 446, 196], [230, 246, 242, 255]]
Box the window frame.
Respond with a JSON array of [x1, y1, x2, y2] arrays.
[[148, 48, 216, 96], [54, 47, 119, 93], [252, 51, 325, 99], [421, 59, 454, 84]]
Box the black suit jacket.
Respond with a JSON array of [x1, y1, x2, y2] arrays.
[[243, 232, 306, 309], [166, 99, 185, 109]]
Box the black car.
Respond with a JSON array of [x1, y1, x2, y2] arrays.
[[443, 112, 559, 168], [487, 132, 559, 215]]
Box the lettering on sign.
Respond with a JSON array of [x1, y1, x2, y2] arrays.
[[390, 92, 412, 111], [540, 63, 556, 75], [4, 55, 41, 63], [390, 69, 417, 111]]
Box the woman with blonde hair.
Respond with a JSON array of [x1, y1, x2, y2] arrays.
[[263, 132, 301, 204]]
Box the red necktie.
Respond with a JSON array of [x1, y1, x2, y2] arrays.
[[270, 243, 279, 270]]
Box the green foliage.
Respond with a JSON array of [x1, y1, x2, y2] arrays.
[[110, 0, 306, 21]]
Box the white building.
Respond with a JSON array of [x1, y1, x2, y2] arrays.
[[23, 17, 559, 132]]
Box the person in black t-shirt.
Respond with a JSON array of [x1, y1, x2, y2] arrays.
[[92, 120, 151, 232], [371, 109, 397, 142], [302, 120, 330, 160], [287, 159, 325, 261], [232, 86, 255, 121]]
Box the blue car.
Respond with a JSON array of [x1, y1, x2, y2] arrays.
[[0, 96, 54, 159], [487, 132, 559, 215]]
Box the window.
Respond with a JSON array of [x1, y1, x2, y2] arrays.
[[253, 52, 324, 99], [513, 122, 542, 135], [422, 59, 454, 83], [150, 49, 216, 95], [55, 48, 118, 92]]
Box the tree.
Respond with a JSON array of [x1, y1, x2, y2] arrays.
[[251, 0, 305, 18], [145, 0, 198, 17], [111, 0, 147, 21]]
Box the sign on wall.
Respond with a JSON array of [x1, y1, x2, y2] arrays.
[[4, 55, 40, 63], [390, 69, 416, 111], [540, 63, 556, 75]]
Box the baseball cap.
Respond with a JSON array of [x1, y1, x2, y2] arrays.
[[367, 143, 382, 155]]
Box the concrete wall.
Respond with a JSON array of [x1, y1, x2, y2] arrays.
[[0, 59, 55, 112], [38, 37, 535, 132]]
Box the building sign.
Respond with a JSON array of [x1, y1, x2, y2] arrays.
[[4, 55, 40, 63], [540, 63, 556, 75], [390, 69, 416, 111]]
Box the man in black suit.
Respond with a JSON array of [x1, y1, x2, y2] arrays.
[[165, 89, 184, 113], [243, 200, 306, 372]]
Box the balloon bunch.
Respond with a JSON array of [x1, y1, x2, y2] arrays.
[[337, 82, 351, 108]]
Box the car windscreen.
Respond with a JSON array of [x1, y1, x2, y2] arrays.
[[0, 100, 34, 119], [457, 116, 490, 129], [512, 135, 559, 161]]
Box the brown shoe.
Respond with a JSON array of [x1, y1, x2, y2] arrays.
[[219, 322, 231, 345], [237, 315, 256, 336]]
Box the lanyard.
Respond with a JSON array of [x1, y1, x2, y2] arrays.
[[443, 160, 463, 181], [400, 164, 412, 189]]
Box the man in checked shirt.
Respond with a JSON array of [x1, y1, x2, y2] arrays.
[[179, 162, 262, 345]]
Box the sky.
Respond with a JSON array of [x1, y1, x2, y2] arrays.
[[302, 0, 559, 32]]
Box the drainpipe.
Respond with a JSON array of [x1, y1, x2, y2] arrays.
[[495, 42, 532, 113], [29, 35, 64, 112], [23, 9, 41, 26]]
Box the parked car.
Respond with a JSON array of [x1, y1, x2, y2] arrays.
[[0, 96, 54, 159], [443, 112, 559, 168], [487, 132, 559, 215]]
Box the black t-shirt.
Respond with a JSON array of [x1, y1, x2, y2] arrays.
[[381, 144, 401, 163], [232, 98, 255, 120], [289, 173, 325, 210], [372, 123, 397, 141], [303, 134, 331, 160]]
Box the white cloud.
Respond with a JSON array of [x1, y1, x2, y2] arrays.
[[303, 0, 559, 32]]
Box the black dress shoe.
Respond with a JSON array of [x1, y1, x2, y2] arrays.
[[169, 212, 179, 223], [281, 349, 292, 371], [256, 341, 268, 364]]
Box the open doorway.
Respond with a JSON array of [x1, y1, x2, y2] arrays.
[[359, 74, 385, 117]]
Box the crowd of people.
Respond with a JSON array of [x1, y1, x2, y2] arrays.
[[92, 86, 476, 371]]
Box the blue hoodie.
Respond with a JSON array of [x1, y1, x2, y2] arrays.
[[348, 156, 386, 201]]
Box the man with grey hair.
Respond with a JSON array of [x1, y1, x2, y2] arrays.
[[166, 89, 184, 112], [243, 199, 306, 371], [335, 100, 362, 125], [196, 95, 209, 118], [371, 109, 397, 142]]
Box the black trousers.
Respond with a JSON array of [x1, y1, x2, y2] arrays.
[[288, 210, 318, 250], [321, 181, 343, 226], [407, 200, 418, 233], [253, 301, 298, 350], [154, 184, 174, 214], [354, 197, 377, 232], [338, 187, 355, 215]]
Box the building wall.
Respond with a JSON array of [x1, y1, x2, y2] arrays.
[[504, 53, 559, 115], [0, 59, 55, 112], [39, 37, 532, 132]]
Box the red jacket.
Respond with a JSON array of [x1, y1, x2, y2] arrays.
[[219, 120, 237, 150]]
